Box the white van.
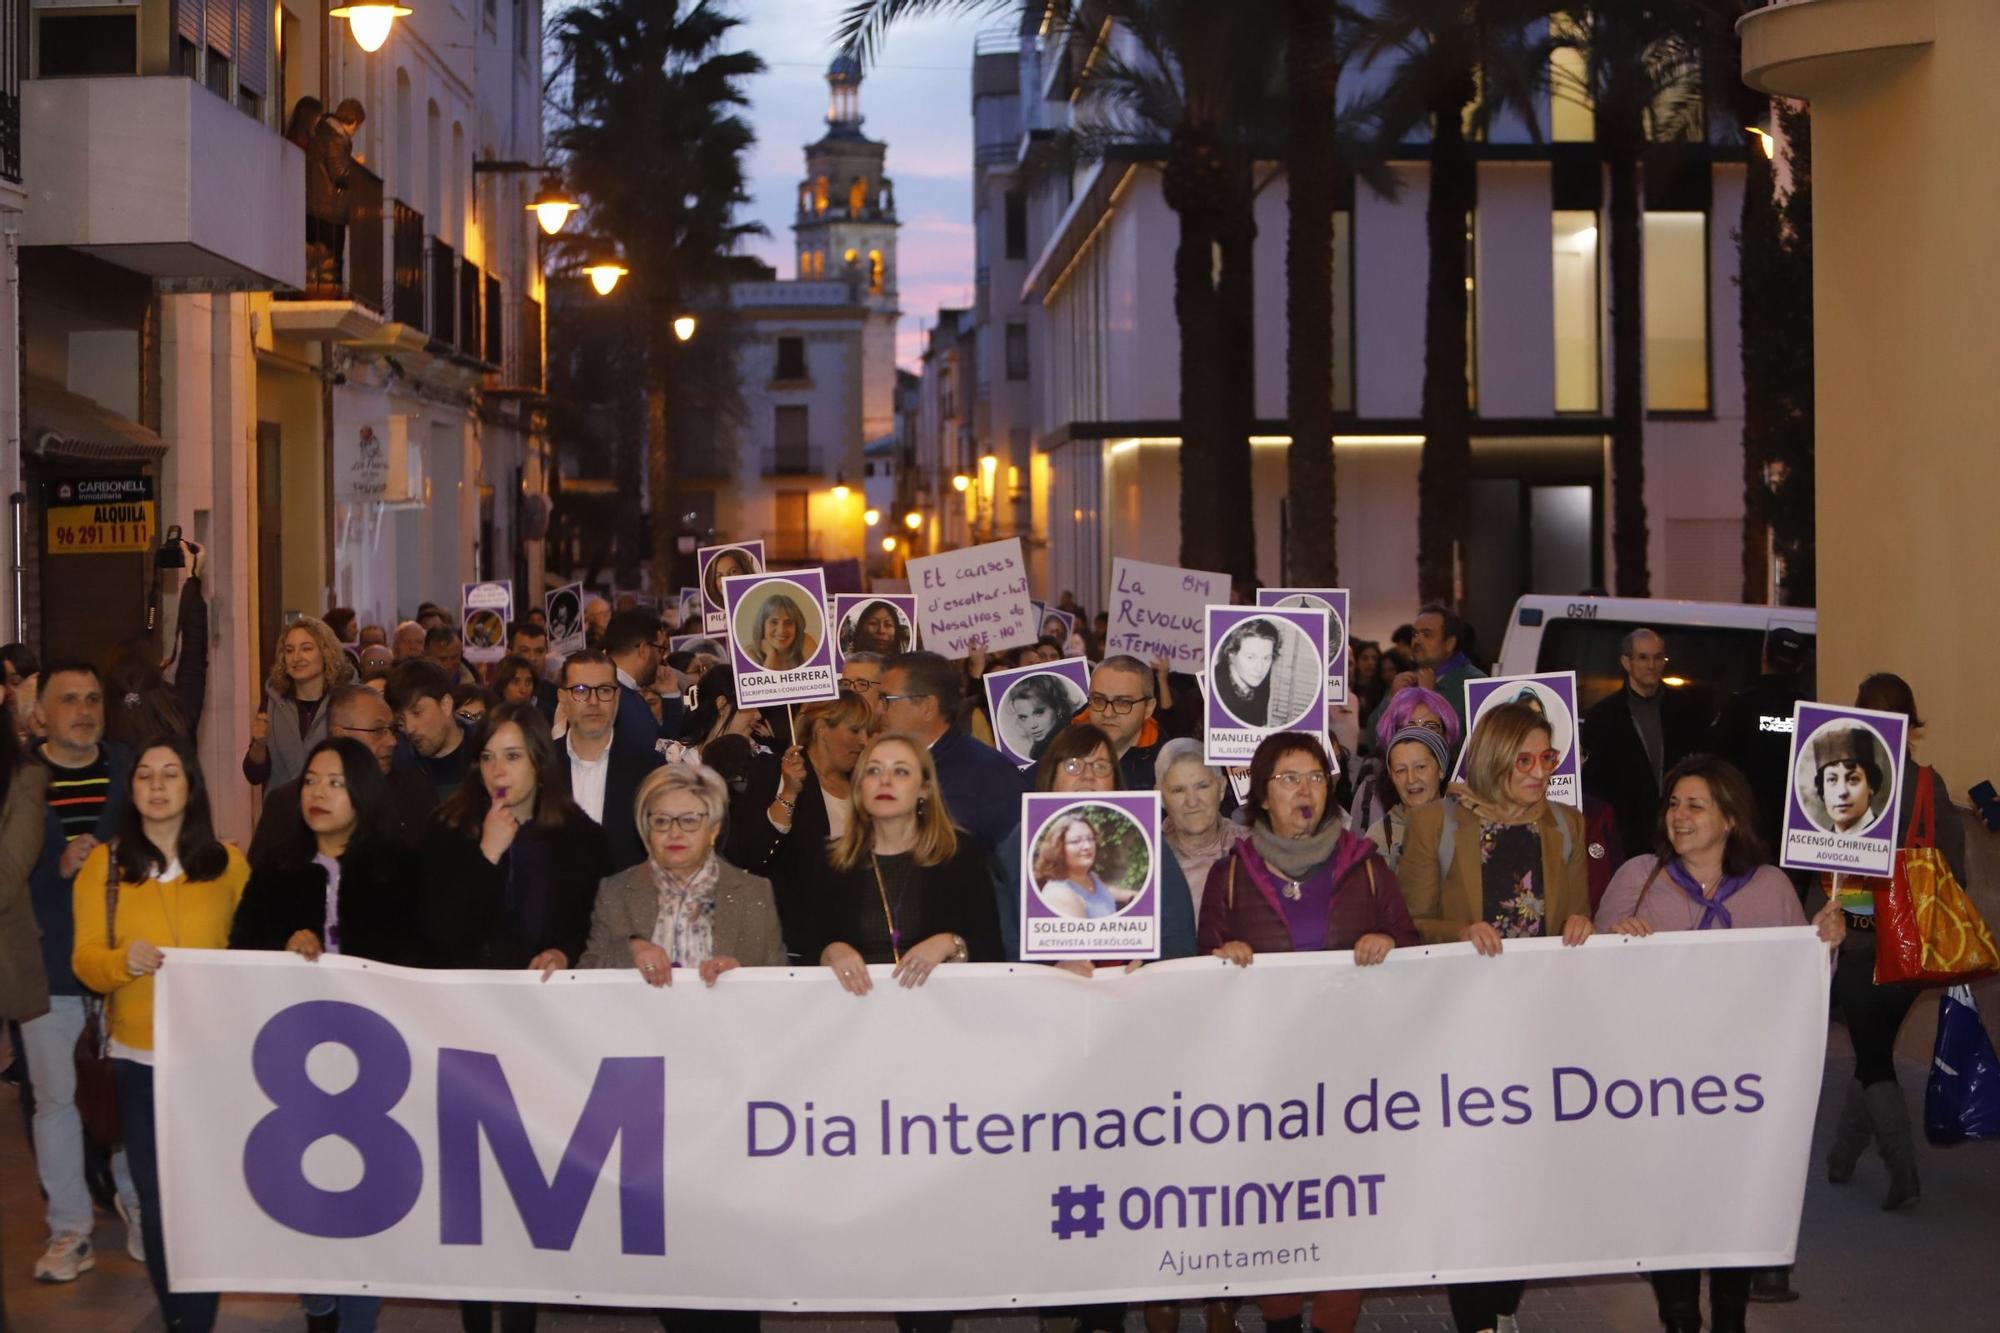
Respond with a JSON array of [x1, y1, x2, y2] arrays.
[[1495, 596, 1817, 719]]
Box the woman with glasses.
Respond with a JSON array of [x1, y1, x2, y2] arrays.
[[1194, 730, 1412, 1333], [1394, 700, 1591, 1333]]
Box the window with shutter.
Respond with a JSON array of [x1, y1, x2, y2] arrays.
[[205, 0, 233, 59], [236, 0, 268, 99]]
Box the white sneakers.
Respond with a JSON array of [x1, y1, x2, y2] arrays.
[[115, 1194, 146, 1263], [32, 1232, 95, 1282]]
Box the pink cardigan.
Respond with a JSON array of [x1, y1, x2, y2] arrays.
[[1593, 856, 1807, 933]]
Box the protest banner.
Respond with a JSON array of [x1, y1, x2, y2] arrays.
[[698, 542, 766, 634], [1108, 559, 1228, 671], [1019, 793, 1162, 960], [1781, 702, 1908, 878], [984, 657, 1092, 769], [156, 932, 1828, 1309], [1204, 607, 1328, 764], [545, 583, 585, 658], [1452, 673, 1582, 808], [1256, 589, 1351, 705], [907, 538, 1036, 657], [723, 568, 839, 708], [460, 581, 512, 665], [1032, 602, 1077, 648], [833, 594, 918, 670]]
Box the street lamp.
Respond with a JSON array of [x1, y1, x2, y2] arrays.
[[526, 178, 580, 235], [864, 508, 880, 527], [903, 511, 922, 531], [951, 474, 971, 493], [330, 2, 412, 53], [581, 244, 628, 296], [673, 315, 697, 342], [881, 536, 898, 553], [832, 472, 850, 502]]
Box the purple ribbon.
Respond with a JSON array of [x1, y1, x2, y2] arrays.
[[1663, 860, 1754, 931]]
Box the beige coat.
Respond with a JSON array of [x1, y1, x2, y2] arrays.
[[579, 857, 787, 970], [1397, 793, 1591, 945]]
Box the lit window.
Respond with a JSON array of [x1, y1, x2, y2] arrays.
[[869, 250, 884, 294], [813, 176, 829, 214], [1552, 211, 1600, 413], [1644, 212, 1709, 412], [849, 178, 868, 214]]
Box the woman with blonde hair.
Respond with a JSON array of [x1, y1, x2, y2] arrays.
[[1394, 700, 1591, 1333], [798, 732, 1001, 996], [242, 616, 356, 791], [732, 692, 873, 950]]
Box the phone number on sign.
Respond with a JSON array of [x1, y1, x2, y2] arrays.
[[51, 521, 153, 552]]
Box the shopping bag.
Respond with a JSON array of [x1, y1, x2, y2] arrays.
[[1874, 768, 2000, 985], [1925, 985, 2000, 1145]]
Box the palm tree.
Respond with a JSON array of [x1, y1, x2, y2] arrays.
[[1284, 0, 1342, 585], [839, 0, 1278, 581], [1550, 1, 1706, 597], [1358, 0, 1554, 604], [551, 0, 765, 595]]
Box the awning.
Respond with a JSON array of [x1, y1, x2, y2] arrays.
[[22, 377, 166, 462]]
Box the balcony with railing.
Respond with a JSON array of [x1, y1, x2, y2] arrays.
[[762, 444, 828, 478], [270, 163, 385, 340], [428, 238, 457, 347], [484, 275, 504, 366], [392, 202, 426, 330], [1, 0, 21, 185], [458, 257, 482, 360]]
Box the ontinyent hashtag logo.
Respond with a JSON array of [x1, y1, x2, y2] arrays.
[[1049, 1183, 1106, 1241]]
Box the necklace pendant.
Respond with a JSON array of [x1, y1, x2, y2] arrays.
[[1282, 880, 1303, 901]]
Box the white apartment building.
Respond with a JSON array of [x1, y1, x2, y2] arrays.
[[922, 14, 1752, 650], [11, 0, 546, 840]]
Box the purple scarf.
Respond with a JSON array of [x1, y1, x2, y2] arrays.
[[1663, 859, 1756, 931]]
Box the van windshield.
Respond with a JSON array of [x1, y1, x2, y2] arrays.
[[1535, 618, 1817, 719]]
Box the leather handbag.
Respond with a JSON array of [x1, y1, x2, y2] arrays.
[[74, 874, 121, 1151], [1873, 767, 2000, 986]]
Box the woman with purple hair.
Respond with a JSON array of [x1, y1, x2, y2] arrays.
[[1348, 685, 1462, 835]]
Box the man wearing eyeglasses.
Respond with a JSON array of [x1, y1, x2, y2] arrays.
[[558, 649, 664, 871], [879, 650, 1025, 853], [1579, 627, 1713, 860], [246, 686, 440, 867], [1082, 655, 1168, 791], [839, 651, 886, 730]]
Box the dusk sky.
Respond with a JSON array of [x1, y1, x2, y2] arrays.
[[732, 1, 997, 368]]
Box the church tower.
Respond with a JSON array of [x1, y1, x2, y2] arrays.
[[794, 54, 899, 316]]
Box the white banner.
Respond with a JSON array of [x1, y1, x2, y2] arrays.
[[155, 933, 1829, 1310]]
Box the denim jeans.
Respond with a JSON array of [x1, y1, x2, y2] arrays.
[[116, 1058, 219, 1332], [18, 996, 136, 1235], [304, 1293, 383, 1330]]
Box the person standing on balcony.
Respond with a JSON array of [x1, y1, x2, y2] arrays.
[[306, 98, 367, 298]]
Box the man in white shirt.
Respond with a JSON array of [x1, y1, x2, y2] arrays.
[[559, 650, 660, 871]]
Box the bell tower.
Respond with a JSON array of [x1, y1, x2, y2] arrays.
[[793, 54, 899, 315]]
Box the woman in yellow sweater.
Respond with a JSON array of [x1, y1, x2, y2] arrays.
[[72, 733, 248, 1333]]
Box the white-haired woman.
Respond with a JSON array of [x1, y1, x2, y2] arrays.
[[1154, 737, 1245, 916], [580, 764, 787, 984]]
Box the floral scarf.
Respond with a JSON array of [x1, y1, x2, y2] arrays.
[[650, 854, 721, 968]]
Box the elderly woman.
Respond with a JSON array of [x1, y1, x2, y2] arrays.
[[1364, 725, 1451, 872], [581, 764, 785, 984], [243, 616, 357, 791], [1154, 738, 1245, 916], [751, 593, 817, 672], [1198, 730, 1413, 1333], [1350, 683, 1460, 824], [1597, 754, 1842, 1332]]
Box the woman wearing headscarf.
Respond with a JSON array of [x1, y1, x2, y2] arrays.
[[1596, 754, 1842, 1332], [1197, 730, 1414, 1333], [1348, 684, 1460, 832], [1364, 725, 1451, 873], [1154, 738, 1245, 918]]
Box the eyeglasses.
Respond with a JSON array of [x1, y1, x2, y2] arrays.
[[1513, 749, 1562, 774], [841, 678, 879, 694], [648, 812, 710, 834], [1060, 757, 1115, 778], [1087, 693, 1147, 715], [1269, 770, 1329, 790], [564, 683, 620, 703], [334, 724, 395, 737], [880, 692, 919, 705]]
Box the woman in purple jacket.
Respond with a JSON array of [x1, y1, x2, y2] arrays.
[[1197, 730, 1416, 1333]]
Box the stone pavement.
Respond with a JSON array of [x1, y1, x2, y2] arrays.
[[5, 1035, 1997, 1333]]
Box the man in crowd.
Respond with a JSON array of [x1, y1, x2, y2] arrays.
[[19, 661, 138, 1280], [840, 650, 886, 731], [246, 686, 439, 866], [357, 623, 388, 649], [507, 620, 560, 720], [557, 649, 661, 871], [881, 650, 1024, 852], [1084, 655, 1166, 790], [1582, 628, 1713, 859], [1371, 603, 1486, 735], [1708, 626, 1812, 861], [390, 620, 427, 663], [386, 659, 470, 798], [424, 624, 478, 687], [605, 609, 682, 752]]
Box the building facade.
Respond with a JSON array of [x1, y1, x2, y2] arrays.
[[920, 14, 1756, 650]]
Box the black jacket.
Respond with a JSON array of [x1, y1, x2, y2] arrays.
[[793, 834, 1004, 968], [569, 730, 662, 874], [1581, 683, 1711, 857], [230, 844, 422, 965], [1706, 673, 1808, 856], [246, 765, 439, 870], [729, 758, 834, 958], [416, 813, 608, 969]]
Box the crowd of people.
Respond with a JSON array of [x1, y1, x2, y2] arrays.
[[0, 580, 1965, 1333]]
